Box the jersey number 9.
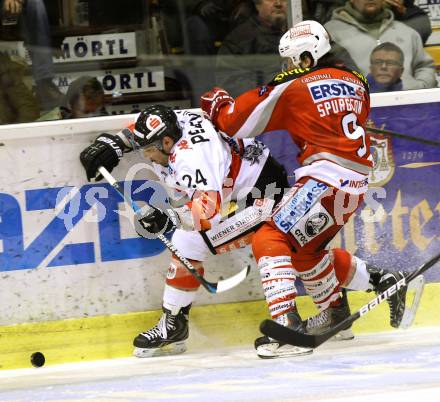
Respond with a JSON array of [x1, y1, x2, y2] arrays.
[[342, 112, 367, 157]]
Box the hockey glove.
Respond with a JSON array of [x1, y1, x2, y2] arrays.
[[134, 206, 180, 239], [80, 133, 124, 181], [200, 87, 234, 124]]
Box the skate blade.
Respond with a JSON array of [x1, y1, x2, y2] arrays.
[[133, 341, 187, 358], [399, 275, 425, 330], [256, 343, 313, 359], [331, 328, 355, 341]]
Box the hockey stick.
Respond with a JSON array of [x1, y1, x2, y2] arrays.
[[368, 127, 440, 147], [98, 166, 251, 293], [260, 252, 440, 348]]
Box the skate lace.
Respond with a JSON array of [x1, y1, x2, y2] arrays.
[[141, 314, 176, 341], [307, 310, 329, 330]]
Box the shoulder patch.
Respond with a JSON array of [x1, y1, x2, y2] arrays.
[[269, 67, 311, 86], [351, 69, 369, 88]]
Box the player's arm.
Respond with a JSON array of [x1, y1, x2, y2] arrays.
[[200, 86, 276, 138], [171, 160, 223, 231], [187, 190, 221, 231], [137, 142, 224, 236], [136, 189, 221, 237]]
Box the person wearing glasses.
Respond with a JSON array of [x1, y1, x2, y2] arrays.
[[367, 42, 404, 92], [324, 0, 437, 90]]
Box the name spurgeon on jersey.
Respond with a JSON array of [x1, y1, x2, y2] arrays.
[[308, 79, 365, 118]]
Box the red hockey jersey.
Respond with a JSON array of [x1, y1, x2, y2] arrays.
[[214, 66, 372, 177]]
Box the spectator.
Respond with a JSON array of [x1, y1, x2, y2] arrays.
[[384, 0, 432, 44], [306, 0, 345, 24], [367, 42, 404, 92], [216, 0, 288, 97], [39, 76, 108, 121], [183, 0, 254, 55], [305, 0, 431, 43], [178, 0, 255, 106], [0, 0, 62, 109], [0, 53, 39, 124], [324, 0, 437, 90]]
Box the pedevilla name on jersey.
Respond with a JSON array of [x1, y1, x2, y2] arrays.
[[308, 79, 365, 118], [169, 112, 211, 190]]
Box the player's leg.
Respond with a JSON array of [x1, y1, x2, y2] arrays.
[[332, 248, 415, 328], [278, 180, 363, 338], [252, 223, 313, 358], [133, 230, 208, 357], [292, 248, 354, 339]]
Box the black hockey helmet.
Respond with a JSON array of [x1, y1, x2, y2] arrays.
[[133, 104, 182, 150]]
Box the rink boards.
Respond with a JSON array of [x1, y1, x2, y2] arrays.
[[0, 89, 439, 369], [1, 285, 440, 370]]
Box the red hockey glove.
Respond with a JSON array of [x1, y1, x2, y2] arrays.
[[200, 87, 234, 124]]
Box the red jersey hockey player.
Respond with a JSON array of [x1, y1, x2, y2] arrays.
[[201, 20, 408, 358], [79, 104, 298, 357]]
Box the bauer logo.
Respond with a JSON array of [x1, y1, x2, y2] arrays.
[[308, 79, 365, 103]]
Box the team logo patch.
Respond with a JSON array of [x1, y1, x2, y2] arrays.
[[305, 213, 329, 236], [290, 204, 334, 246], [259, 86, 268, 96], [167, 263, 177, 279], [368, 129, 395, 187], [291, 24, 311, 38], [243, 142, 265, 165], [146, 114, 163, 131]]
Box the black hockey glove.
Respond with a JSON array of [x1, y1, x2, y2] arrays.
[[134, 206, 180, 239], [79, 133, 125, 181]]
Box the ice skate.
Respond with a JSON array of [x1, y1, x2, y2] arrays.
[[305, 290, 354, 341], [133, 305, 190, 358], [255, 308, 313, 359], [368, 266, 410, 328]]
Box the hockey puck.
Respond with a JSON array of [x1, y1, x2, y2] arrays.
[[30, 352, 45, 368]]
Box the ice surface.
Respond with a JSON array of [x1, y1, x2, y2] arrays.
[[0, 327, 439, 401]]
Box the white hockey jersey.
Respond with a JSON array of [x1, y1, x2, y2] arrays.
[[153, 110, 269, 210], [117, 110, 273, 250]]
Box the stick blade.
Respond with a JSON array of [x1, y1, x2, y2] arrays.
[[259, 319, 322, 349], [214, 264, 251, 293], [400, 275, 425, 329]]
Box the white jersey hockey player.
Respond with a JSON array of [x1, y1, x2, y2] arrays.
[[80, 104, 296, 358]]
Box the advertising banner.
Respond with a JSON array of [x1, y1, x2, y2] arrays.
[[0, 32, 137, 64], [55, 32, 137, 63], [0, 126, 256, 325], [53, 66, 165, 95]]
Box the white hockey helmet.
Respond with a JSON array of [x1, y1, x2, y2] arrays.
[[279, 20, 331, 68]]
